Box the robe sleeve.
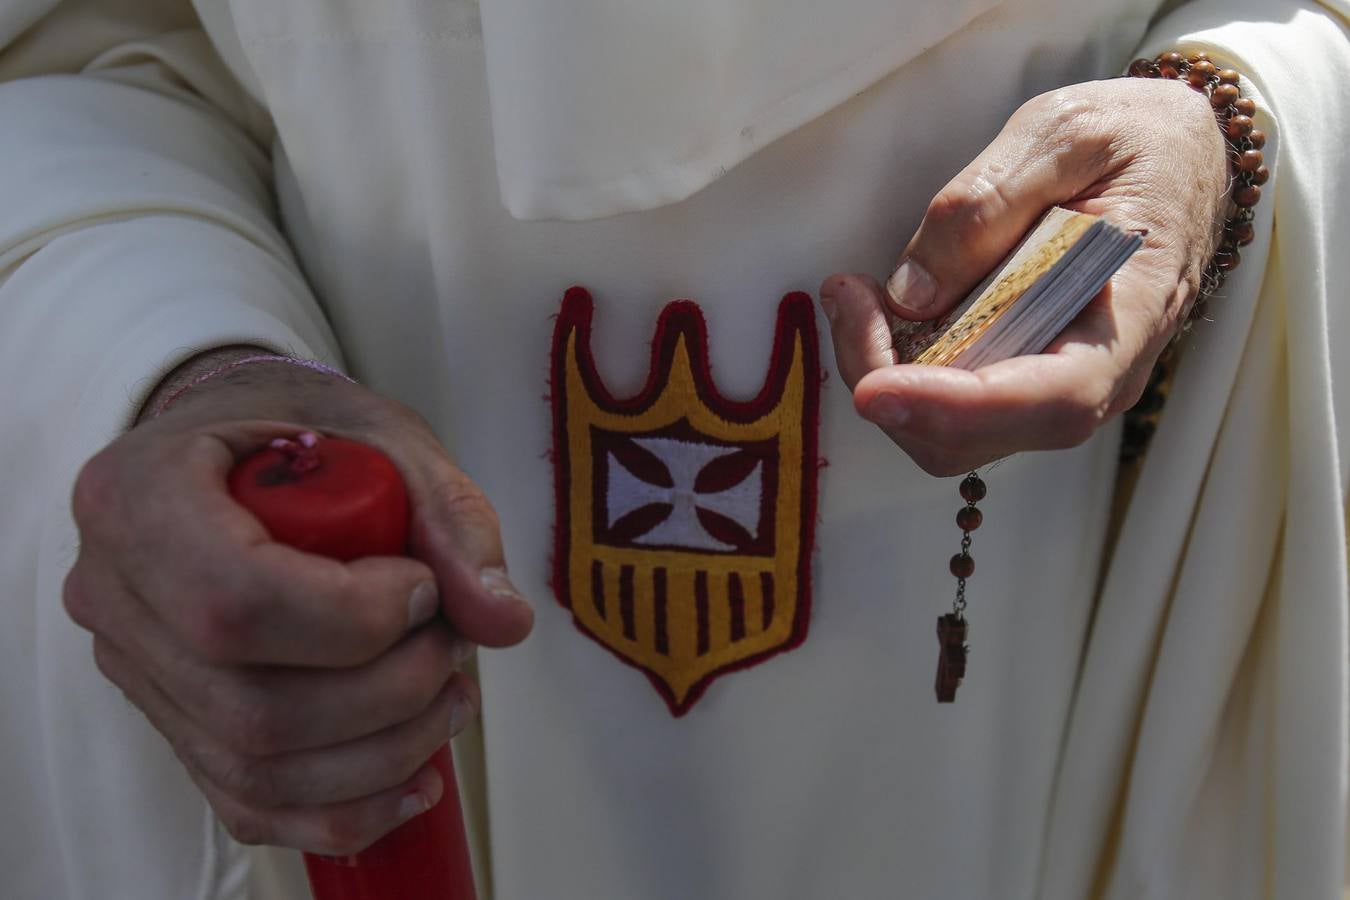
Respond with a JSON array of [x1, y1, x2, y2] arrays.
[[1041, 3, 1350, 899], [0, 0, 343, 435], [0, 4, 341, 898]]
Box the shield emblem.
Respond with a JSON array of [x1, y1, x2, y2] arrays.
[[549, 288, 821, 715]]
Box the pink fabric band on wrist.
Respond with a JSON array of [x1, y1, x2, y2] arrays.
[[151, 355, 355, 418]]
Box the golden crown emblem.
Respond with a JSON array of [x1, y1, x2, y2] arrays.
[[549, 288, 821, 715]]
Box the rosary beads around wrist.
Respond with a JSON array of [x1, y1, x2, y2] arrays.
[[1128, 50, 1265, 324], [1120, 51, 1266, 464], [935, 51, 1266, 703]]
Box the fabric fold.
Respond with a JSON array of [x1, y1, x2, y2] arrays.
[[1041, 4, 1350, 898], [478, 0, 1003, 220]]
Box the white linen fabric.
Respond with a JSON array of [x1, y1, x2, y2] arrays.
[[0, 1, 1346, 899], [476, 0, 1000, 220]]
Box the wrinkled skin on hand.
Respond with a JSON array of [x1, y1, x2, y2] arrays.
[[64, 363, 533, 855], [822, 77, 1230, 476]]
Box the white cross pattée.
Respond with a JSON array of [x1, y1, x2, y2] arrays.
[[606, 436, 763, 551]]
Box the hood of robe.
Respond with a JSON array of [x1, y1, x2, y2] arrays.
[[477, 0, 1003, 220]]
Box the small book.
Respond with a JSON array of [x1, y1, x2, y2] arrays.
[[891, 207, 1143, 369]]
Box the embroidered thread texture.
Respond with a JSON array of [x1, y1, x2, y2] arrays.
[[550, 288, 821, 716]]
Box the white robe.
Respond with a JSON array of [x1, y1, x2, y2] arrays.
[[0, 1, 1346, 899]]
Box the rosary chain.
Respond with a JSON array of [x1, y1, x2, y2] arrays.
[[950, 473, 984, 619], [953, 528, 973, 617]]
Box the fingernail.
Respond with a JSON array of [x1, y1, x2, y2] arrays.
[[479, 567, 528, 605], [448, 695, 477, 736], [868, 394, 911, 429], [408, 581, 439, 628], [887, 260, 937, 314], [397, 791, 432, 823]]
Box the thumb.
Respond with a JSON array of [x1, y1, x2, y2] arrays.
[[886, 102, 1113, 321], [404, 461, 534, 648]]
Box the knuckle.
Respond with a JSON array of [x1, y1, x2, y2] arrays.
[[1110, 371, 1152, 418], [184, 589, 259, 663], [213, 751, 278, 807], [924, 185, 973, 225], [90, 637, 124, 685], [1023, 88, 1096, 139], [393, 674, 450, 728], [1030, 88, 1096, 127], [386, 688, 435, 728], [925, 183, 994, 241], [449, 674, 481, 722], [219, 688, 291, 758], [926, 171, 1017, 249], [382, 736, 437, 786], [390, 629, 470, 722], [375, 708, 452, 785], [62, 565, 99, 631], [1022, 89, 1115, 171], [217, 807, 271, 847], [71, 451, 124, 532]]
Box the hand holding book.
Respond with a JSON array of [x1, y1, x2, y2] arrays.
[[820, 76, 1235, 476], [891, 208, 1143, 370]]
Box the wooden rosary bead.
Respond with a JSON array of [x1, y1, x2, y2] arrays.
[[1226, 114, 1254, 139], [1129, 57, 1154, 77], [1216, 248, 1241, 271], [950, 553, 975, 579], [1252, 165, 1270, 186], [1233, 184, 1262, 207], [1234, 97, 1256, 118], [1248, 129, 1266, 150], [959, 475, 987, 502], [1238, 149, 1264, 173], [1211, 83, 1240, 107], [956, 507, 983, 531], [1189, 59, 1217, 81], [1218, 68, 1241, 85], [1230, 220, 1256, 246], [1189, 51, 1210, 62]]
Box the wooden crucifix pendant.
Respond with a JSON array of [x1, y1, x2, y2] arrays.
[[935, 613, 968, 702]]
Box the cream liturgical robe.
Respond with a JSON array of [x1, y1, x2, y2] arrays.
[[2, 1, 1348, 898]]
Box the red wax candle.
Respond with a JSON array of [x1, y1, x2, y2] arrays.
[[229, 432, 477, 900]]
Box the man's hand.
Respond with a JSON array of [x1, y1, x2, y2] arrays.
[[63, 358, 533, 855], [821, 77, 1231, 475]]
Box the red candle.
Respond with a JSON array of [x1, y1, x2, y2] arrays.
[[230, 432, 477, 900]]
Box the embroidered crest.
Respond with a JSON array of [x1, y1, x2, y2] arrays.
[[550, 288, 821, 716]]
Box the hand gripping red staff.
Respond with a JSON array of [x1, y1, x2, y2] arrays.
[[229, 430, 477, 900]]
